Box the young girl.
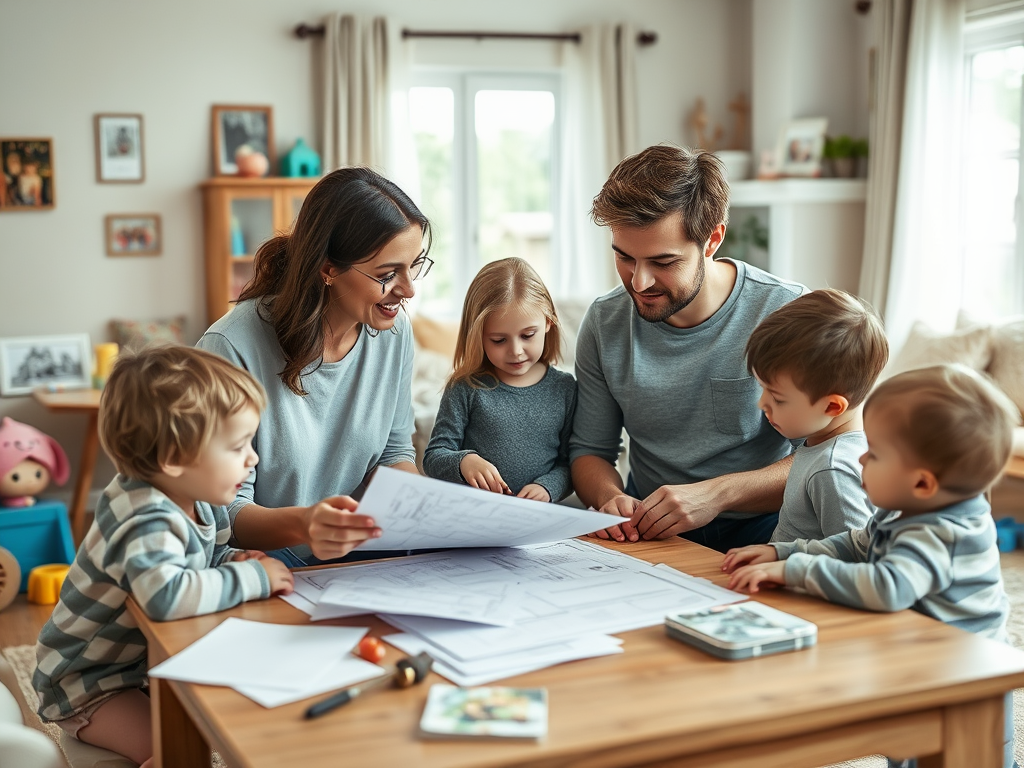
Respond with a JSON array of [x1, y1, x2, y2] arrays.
[[423, 257, 577, 502]]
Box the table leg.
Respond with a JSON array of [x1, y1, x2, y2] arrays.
[[70, 411, 98, 544], [152, 677, 210, 768], [918, 695, 1004, 768]]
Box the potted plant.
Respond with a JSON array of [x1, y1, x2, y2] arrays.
[[823, 135, 855, 178], [851, 138, 869, 178]]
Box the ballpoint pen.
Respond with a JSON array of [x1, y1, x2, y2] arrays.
[[304, 651, 433, 719]]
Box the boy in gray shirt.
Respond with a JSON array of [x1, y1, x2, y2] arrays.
[[743, 289, 888, 542]]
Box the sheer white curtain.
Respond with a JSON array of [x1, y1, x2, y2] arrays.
[[320, 14, 413, 173], [556, 24, 639, 299], [860, 0, 966, 351]]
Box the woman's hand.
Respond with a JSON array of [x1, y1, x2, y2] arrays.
[[721, 544, 778, 573], [303, 496, 382, 560], [460, 454, 512, 495], [517, 483, 551, 502], [257, 556, 295, 596]]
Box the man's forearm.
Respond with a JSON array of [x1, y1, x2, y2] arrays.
[[233, 504, 308, 551], [571, 455, 627, 509], [706, 454, 793, 514]]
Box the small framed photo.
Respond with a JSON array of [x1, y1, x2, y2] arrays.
[[775, 118, 828, 177], [105, 213, 162, 256], [0, 334, 91, 396], [211, 104, 274, 176], [1, 138, 54, 210], [94, 113, 144, 183]]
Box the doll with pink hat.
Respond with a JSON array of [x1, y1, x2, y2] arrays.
[[0, 417, 69, 507]]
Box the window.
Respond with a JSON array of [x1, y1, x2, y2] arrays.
[[961, 14, 1024, 317], [408, 72, 561, 316]]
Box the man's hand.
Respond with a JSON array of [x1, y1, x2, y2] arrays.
[[517, 484, 550, 502], [588, 494, 640, 542], [632, 481, 722, 539], [460, 454, 512, 495], [728, 560, 786, 593], [721, 544, 778, 573]]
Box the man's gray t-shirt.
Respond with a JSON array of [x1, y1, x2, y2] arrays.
[[770, 431, 874, 543], [423, 367, 577, 501], [569, 259, 803, 517], [197, 299, 416, 559]]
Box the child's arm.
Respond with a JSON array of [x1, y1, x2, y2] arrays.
[[780, 524, 952, 612], [807, 467, 876, 538], [106, 509, 273, 622], [525, 380, 578, 503], [423, 383, 484, 483]]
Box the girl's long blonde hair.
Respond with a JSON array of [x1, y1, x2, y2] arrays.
[[449, 258, 562, 388]]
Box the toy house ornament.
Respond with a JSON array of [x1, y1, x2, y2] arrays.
[[281, 138, 321, 178]]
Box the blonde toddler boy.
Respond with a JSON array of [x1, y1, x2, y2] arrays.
[[33, 346, 293, 767], [745, 288, 888, 542], [724, 364, 1020, 768]]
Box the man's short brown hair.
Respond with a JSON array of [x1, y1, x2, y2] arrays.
[[745, 289, 889, 407], [99, 345, 266, 481], [590, 144, 730, 244], [865, 365, 1020, 495]]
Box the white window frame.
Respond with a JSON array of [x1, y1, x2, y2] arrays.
[[964, 11, 1024, 314], [411, 69, 563, 305]]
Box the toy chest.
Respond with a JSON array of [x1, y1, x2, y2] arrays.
[[0, 500, 75, 592]]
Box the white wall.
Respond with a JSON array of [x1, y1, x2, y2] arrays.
[[0, 0, 755, 501]]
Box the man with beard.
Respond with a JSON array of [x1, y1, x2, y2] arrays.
[[570, 145, 804, 552]]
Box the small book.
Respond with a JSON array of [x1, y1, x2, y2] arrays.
[[418, 684, 548, 741], [665, 601, 817, 660]]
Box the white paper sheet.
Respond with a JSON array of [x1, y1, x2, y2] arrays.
[[232, 656, 385, 708], [384, 632, 623, 686], [356, 467, 624, 549], [149, 618, 369, 691]]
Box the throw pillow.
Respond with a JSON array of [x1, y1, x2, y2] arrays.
[[882, 320, 992, 380], [411, 315, 459, 361], [110, 315, 187, 351], [988, 316, 1024, 417]]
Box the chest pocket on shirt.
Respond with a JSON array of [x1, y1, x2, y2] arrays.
[[710, 376, 764, 436]]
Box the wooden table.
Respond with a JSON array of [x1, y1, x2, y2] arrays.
[[128, 538, 1024, 768], [32, 388, 102, 544], [1006, 455, 1024, 482]]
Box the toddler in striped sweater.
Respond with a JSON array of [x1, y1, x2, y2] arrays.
[[33, 346, 294, 767], [724, 364, 1021, 768]]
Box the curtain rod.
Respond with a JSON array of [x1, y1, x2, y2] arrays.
[[294, 24, 657, 46]]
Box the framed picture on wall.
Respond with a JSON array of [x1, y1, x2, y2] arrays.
[[105, 213, 162, 256], [211, 104, 274, 176], [0, 334, 91, 396], [94, 113, 145, 182], [0, 137, 55, 210], [775, 118, 828, 177]]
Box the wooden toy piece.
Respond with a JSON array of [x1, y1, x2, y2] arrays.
[[0, 547, 20, 611], [27, 564, 70, 605], [728, 93, 750, 151]]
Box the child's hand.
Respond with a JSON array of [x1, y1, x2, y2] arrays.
[[517, 484, 550, 502], [721, 544, 778, 573], [460, 454, 512, 495], [588, 494, 641, 542], [728, 560, 786, 594], [229, 549, 265, 562], [257, 556, 295, 596]]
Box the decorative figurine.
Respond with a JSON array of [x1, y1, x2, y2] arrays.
[[235, 145, 270, 178], [281, 138, 322, 178], [0, 417, 69, 507]]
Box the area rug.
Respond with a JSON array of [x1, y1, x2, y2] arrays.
[[6, 564, 1024, 768]]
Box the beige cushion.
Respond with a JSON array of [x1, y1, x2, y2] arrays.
[[109, 315, 186, 351], [410, 315, 459, 360], [882, 320, 992, 380], [989, 316, 1024, 418]]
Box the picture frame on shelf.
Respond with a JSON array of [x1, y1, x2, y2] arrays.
[[211, 104, 274, 177], [105, 213, 162, 257], [0, 334, 91, 396], [775, 118, 828, 177], [94, 113, 144, 183], [1, 137, 54, 210]]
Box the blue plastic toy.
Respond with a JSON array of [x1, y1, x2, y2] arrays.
[[281, 138, 322, 178], [996, 517, 1018, 553], [0, 500, 75, 591]]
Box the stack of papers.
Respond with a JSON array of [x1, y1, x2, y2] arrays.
[[149, 618, 385, 708]]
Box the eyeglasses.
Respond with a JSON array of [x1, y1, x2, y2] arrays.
[[351, 255, 434, 295]]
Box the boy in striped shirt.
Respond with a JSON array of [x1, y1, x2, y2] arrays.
[[33, 346, 294, 767], [724, 364, 1020, 768]]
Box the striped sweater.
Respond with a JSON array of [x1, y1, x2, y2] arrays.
[[34, 475, 270, 721], [773, 495, 1008, 641]]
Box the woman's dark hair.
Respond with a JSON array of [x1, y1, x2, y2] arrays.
[[238, 167, 430, 395]]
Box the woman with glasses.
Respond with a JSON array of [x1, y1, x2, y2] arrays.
[[197, 167, 433, 566]]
